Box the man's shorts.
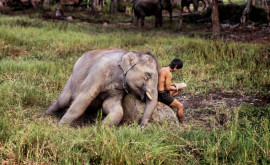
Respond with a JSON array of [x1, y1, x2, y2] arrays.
[[158, 90, 174, 106]]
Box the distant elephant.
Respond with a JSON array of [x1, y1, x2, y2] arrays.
[[132, 0, 173, 27], [181, 0, 209, 13], [46, 47, 159, 127]]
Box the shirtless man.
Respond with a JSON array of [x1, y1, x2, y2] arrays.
[[158, 59, 187, 128]]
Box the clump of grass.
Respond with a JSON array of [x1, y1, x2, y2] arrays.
[[1, 106, 269, 164]]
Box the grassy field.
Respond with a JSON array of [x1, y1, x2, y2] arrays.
[[0, 13, 269, 164]]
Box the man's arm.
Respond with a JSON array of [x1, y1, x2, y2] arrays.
[[165, 73, 178, 91]]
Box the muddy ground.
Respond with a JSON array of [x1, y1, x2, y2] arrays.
[[176, 92, 270, 128], [69, 92, 270, 128]]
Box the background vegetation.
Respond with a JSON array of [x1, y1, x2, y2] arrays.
[[0, 13, 269, 164]]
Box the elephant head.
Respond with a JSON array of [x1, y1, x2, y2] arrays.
[[119, 52, 159, 126]]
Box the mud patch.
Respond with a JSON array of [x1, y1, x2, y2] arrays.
[[176, 92, 270, 127]]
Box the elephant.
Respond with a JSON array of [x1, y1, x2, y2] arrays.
[[45, 47, 159, 127], [132, 0, 173, 27], [181, 0, 209, 13]]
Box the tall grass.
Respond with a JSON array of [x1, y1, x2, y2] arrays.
[[0, 14, 269, 164], [0, 15, 269, 94], [1, 106, 269, 164]]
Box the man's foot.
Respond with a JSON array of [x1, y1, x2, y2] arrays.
[[182, 123, 188, 130]]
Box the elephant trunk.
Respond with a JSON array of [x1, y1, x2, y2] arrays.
[[139, 89, 158, 127]]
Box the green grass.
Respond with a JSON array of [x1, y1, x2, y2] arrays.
[[0, 14, 269, 164]]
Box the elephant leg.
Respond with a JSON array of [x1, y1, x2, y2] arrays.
[[193, 0, 198, 12], [169, 11, 172, 26], [59, 88, 99, 125], [46, 77, 72, 114], [155, 12, 162, 27], [141, 16, 145, 27], [135, 16, 139, 26], [155, 14, 158, 27], [102, 96, 124, 126], [159, 13, 163, 27]]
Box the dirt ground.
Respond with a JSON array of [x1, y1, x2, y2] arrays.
[[72, 92, 270, 128], [176, 92, 270, 128]]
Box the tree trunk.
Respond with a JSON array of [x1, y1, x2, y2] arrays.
[[251, 0, 255, 6], [240, 0, 252, 27], [212, 0, 220, 39], [99, 0, 104, 9], [228, 0, 233, 4], [125, 0, 130, 14], [262, 0, 269, 23], [91, 0, 98, 14], [203, 0, 210, 9], [110, 0, 118, 13], [39, 0, 44, 9], [44, 0, 49, 7], [27, 0, 34, 8], [179, 0, 183, 31]]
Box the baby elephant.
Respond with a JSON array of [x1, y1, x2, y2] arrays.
[[46, 48, 159, 127]]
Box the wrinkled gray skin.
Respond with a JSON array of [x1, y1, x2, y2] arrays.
[[46, 48, 159, 127], [122, 94, 179, 126], [133, 0, 173, 27]]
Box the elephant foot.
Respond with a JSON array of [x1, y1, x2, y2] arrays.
[[59, 117, 72, 126], [45, 102, 58, 115]]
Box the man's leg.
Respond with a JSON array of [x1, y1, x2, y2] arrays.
[[170, 90, 182, 97], [169, 99, 187, 128]]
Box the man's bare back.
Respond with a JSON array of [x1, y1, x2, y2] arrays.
[[158, 67, 174, 92]]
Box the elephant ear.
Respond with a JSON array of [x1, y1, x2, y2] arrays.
[[119, 52, 139, 74]]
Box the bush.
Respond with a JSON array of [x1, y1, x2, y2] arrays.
[[202, 4, 269, 23]]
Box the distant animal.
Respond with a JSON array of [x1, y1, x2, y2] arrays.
[[55, 7, 64, 18], [46, 48, 159, 127], [181, 0, 209, 13], [132, 0, 173, 27]]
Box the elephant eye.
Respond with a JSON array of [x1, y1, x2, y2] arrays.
[[145, 72, 152, 79]]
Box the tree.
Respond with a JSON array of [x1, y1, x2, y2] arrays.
[[178, 0, 183, 31], [240, 0, 253, 27], [262, 0, 269, 23], [212, 0, 220, 38], [91, 0, 98, 13], [110, 0, 117, 13], [228, 0, 233, 4]]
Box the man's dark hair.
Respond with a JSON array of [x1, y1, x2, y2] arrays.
[[169, 59, 183, 69]]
